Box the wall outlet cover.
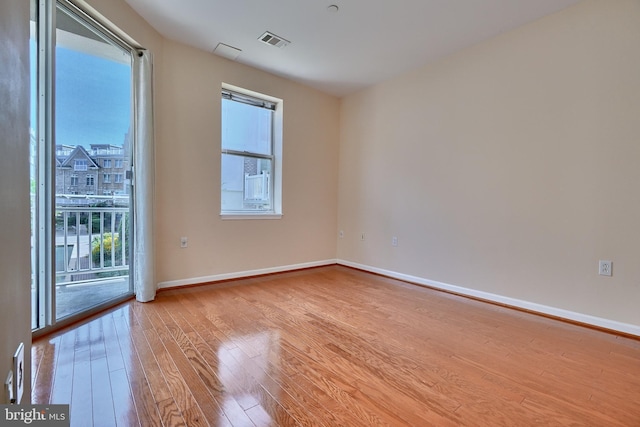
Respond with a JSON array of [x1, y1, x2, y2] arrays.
[[598, 260, 612, 277]]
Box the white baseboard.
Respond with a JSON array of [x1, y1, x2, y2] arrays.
[[157, 259, 337, 289], [337, 259, 640, 337]]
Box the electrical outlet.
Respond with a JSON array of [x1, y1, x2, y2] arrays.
[[180, 237, 188, 248], [392, 236, 398, 246], [599, 260, 612, 276]]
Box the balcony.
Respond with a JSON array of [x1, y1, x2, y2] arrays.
[[53, 204, 131, 319]]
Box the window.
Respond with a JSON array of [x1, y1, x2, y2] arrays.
[[70, 174, 78, 186], [103, 159, 111, 168], [115, 173, 123, 183], [103, 173, 111, 183], [86, 175, 95, 186], [115, 159, 123, 168], [221, 85, 282, 217], [74, 159, 87, 171]]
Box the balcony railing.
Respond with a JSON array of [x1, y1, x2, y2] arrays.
[[55, 204, 129, 286], [244, 172, 270, 202]]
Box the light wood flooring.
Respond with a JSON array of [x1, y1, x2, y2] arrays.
[[32, 265, 640, 426]]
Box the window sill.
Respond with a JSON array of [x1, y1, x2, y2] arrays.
[[220, 213, 282, 220]]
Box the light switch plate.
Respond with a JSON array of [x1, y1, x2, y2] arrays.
[[5, 370, 13, 404], [13, 343, 24, 405]]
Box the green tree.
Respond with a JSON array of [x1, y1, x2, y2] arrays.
[[91, 212, 129, 278]]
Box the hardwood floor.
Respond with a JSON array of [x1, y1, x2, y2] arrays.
[[32, 265, 640, 426]]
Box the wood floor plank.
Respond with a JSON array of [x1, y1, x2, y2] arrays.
[[139, 322, 207, 427], [167, 309, 258, 426], [70, 346, 92, 425], [32, 265, 640, 426], [101, 314, 125, 373], [109, 368, 140, 427], [112, 313, 163, 427], [31, 335, 58, 404], [91, 355, 117, 427], [140, 304, 224, 427], [49, 328, 75, 405], [155, 397, 187, 427]]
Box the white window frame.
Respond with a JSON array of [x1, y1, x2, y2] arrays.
[[115, 159, 123, 168], [103, 159, 111, 168], [220, 83, 283, 220], [74, 159, 87, 171]]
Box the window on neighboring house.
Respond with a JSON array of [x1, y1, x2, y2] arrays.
[[86, 175, 94, 186], [103, 173, 111, 183], [103, 159, 111, 168], [115, 159, 123, 168], [70, 174, 78, 186], [74, 159, 87, 171], [221, 85, 283, 217], [115, 173, 123, 183]]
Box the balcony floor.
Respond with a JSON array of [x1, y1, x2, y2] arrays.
[[56, 276, 131, 320], [32, 277, 132, 328]]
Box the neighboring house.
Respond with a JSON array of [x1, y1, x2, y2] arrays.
[[55, 139, 130, 205]]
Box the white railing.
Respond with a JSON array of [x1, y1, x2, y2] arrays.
[[56, 193, 129, 207], [244, 172, 270, 202], [90, 148, 123, 156], [55, 205, 129, 286]]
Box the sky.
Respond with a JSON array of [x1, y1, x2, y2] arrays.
[[30, 41, 132, 149], [56, 47, 131, 148]]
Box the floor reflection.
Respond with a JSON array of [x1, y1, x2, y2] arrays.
[[218, 330, 281, 425]]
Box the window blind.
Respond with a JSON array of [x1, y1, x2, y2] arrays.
[[222, 89, 276, 111]]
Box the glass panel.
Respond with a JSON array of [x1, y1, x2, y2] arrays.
[[221, 154, 272, 211], [221, 98, 273, 155], [54, 4, 133, 320]]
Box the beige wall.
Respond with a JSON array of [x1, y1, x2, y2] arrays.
[[155, 40, 340, 283], [338, 0, 640, 327], [85, 0, 163, 54], [0, 0, 31, 403], [87, 0, 340, 285]]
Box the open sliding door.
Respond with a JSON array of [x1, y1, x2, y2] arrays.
[[31, 0, 136, 330]]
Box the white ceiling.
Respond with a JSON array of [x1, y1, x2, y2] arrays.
[[125, 0, 581, 97]]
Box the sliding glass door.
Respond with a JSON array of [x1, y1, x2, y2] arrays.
[[31, 0, 135, 329]]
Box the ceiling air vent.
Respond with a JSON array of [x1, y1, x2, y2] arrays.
[[258, 31, 290, 48]]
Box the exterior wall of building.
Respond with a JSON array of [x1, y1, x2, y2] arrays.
[[55, 144, 130, 200]]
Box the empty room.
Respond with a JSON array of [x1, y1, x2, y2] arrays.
[[2, 0, 640, 425]]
